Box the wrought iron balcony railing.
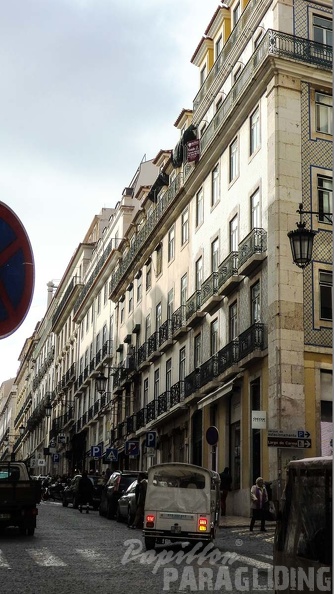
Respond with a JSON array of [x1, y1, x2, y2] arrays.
[[109, 173, 183, 297], [238, 228, 267, 268], [218, 252, 239, 287], [146, 400, 157, 423], [200, 30, 332, 157], [200, 272, 219, 306], [170, 381, 185, 408], [159, 319, 173, 347], [217, 340, 239, 375], [157, 391, 170, 416], [238, 323, 265, 359], [186, 291, 201, 320], [172, 305, 187, 334]]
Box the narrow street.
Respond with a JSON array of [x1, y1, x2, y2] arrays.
[[0, 501, 275, 594]]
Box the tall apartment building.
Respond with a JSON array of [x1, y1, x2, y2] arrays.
[[0, 0, 331, 515]]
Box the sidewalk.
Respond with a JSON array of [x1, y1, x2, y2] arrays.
[[219, 515, 277, 529]]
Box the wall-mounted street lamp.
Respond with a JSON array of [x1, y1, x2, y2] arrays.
[[287, 203, 332, 268], [3, 426, 26, 446], [44, 398, 53, 418], [96, 371, 108, 395]]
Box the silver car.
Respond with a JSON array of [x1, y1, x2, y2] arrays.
[[115, 479, 138, 525]]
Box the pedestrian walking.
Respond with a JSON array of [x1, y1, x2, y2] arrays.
[[250, 476, 268, 531], [131, 472, 148, 529], [77, 470, 94, 514], [219, 467, 232, 516]]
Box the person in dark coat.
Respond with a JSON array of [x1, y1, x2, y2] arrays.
[[131, 473, 148, 529], [78, 470, 94, 514], [219, 467, 232, 516]]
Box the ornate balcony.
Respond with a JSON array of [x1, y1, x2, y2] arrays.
[[136, 408, 146, 430], [159, 319, 174, 352], [238, 323, 266, 365], [170, 381, 185, 408], [157, 391, 170, 416], [147, 332, 161, 362], [217, 340, 239, 380], [186, 291, 206, 328], [200, 272, 222, 314], [137, 342, 150, 370], [172, 305, 188, 338], [126, 414, 135, 435], [146, 400, 157, 423], [238, 228, 267, 276], [218, 252, 242, 296]]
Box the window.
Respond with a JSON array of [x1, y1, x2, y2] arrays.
[[179, 347, 186, 381], [215, 34, 222, 59], [143, 378, 149, 407], [97, 292, 101, 315], [120, 299, 125, 324], [229, 301, 238, 341], [96, 332, 101, 355], [315, 93, 332, 135], [233, 65, 242, 83], [251, 281, 261, 323], [103, 281, 108, 306], [229, 138, 239, 182], [196, 188, 204, 227], [166, 358, 172, 393], [200, 64, 207, 86], [318, 175, 332, 223], [154, 369, 160, 400], [250, 106, 260, 155], [137, 274, 142, 302], [167, 289, 174, 319], [156, 244, 162, 276], [216, 96, 223, 112], [211, 164, 219, 207], [230, 215, 238, 252], [168, 226, 175, 262], [85, 312, 89, 332], [320, 271, 332, 320], [313, 15, 332, 46], [194, 333, 202, 368], [195, 257, 203, 291], [211, 238, 219, 273], [181, 208, 189, 245], [210, 319, 218, 356], [233, 2, 241, 27], [181, 274, 188, 305], [128, 285, 133, 313], [145, 314, 151, 341], [254, 32, 263, 49], [251, 189, 260, 229], [156, 302, 162, 330], [146, 261, 152, 290]]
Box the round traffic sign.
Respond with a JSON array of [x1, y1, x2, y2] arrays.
[[206, 426, 219, 446], [0, 202, 35, 338]]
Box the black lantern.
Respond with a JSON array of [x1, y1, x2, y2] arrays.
[[96, 371, 107, 394], [19, 425, 25, 436], [287, 203, 318, 268], [287, 223, 316, 268], [44, 399, 52, 418]]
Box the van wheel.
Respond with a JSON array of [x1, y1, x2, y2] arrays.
[[145, 537, 156, 550]]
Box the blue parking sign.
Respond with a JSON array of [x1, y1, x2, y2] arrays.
[[53, 453, 60, 464], [125, 440, 139, 456], [91, 444, 102, 458], [146, 431, 157, 448]]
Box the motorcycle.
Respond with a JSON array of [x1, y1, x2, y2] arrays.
[[48, 481, 66, 501]]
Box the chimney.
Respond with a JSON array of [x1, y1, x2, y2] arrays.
[[47, 281, 56, 308]]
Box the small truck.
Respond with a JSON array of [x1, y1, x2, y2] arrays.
[[0, 462, 41, 535]]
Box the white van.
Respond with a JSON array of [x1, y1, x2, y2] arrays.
[[143, 462, 220, 550]]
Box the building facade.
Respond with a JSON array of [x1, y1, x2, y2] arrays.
[[0, 0, 332, 515]]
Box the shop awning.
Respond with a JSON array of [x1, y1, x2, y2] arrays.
[[197, 375, 242, 410]]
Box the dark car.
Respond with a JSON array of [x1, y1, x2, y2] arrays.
[[99, 471, 141, 519], [115, 474, 149, 525], [62, 474, 102, 510]]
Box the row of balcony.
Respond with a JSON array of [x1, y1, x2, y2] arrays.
[[111, 324, 264, 444], [32, 346, 55, 391], [74, 392, 113, 434], [54, 362, 76, 396], [74, 340, 113, 393]]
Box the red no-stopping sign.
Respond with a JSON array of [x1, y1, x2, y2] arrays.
[[0, 202, 35, 338]]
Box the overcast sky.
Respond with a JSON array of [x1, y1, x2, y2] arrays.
[[0, 0, 219, 385]]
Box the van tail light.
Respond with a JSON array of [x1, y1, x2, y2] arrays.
[[114, 476, 121, 492], [198, 517, 208, 532], [145, 514, 155, 528], [24, 508, 38, 517]]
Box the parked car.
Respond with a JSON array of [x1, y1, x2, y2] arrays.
[[116, 479, 140, 525], [62, 474, 102, 510], [99, 471, 142, 519]]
